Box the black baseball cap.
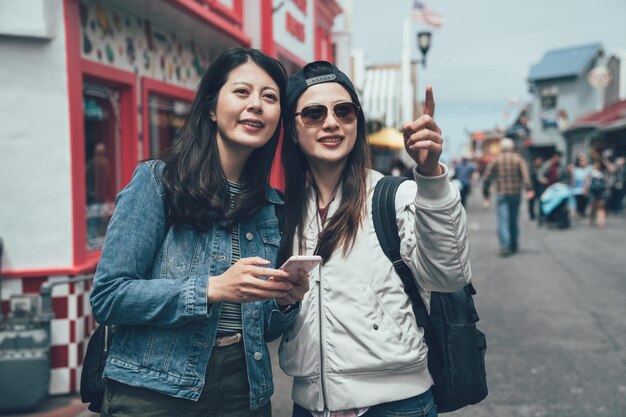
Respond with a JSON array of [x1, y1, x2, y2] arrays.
[[286, 61, 359, 114]]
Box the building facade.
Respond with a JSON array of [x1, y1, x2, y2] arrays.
[[526, 43, 604, 160], [563, 52, 626, 162]]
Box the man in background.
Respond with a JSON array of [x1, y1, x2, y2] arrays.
[[482, 138, 534, 257]]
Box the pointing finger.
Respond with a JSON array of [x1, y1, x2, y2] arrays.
[[423, 86, 435, 118]]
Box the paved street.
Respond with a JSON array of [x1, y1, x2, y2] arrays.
[[4, 192, 625, 417], [268, 191, 626, 417]]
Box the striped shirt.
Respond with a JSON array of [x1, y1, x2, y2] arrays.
[[483, 151, 531, 196], [216, 180, 243, 334]]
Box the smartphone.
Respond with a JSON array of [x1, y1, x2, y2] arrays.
[[279, 255, 322, 277]]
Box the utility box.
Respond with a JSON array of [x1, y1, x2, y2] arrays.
[[0, 295, 50, 412]]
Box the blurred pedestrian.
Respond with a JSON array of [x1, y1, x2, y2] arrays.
[[527, 156, 544, 220], [537, 151, 564, 225], [607, 156, 625, 213], [587, 150, 614, 229], [89, 48, 307, 417], [482, 138, 533, 256], [571, 153, 591, 218], [279, 61, 471, 417], [539, 151, 564, 187], [455, 155, 475, 206]]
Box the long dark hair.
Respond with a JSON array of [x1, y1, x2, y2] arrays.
[[279, 62, 371, 263], [160, 48, 287, 231]]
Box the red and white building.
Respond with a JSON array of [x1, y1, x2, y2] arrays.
[[0, 0, 342, 395]]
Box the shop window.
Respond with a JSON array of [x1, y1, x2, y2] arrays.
[[541, 94, 557, 109], [148, 94, 191, 157], [540, 87, 559, 130], [83, 82, 122, 251]]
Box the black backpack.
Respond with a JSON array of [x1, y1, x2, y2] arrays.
[[80, 324, 114, 412], [372, 176, 488, 413]]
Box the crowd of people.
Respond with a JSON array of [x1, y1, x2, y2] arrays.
[[449, 147, 625, 222], [445, 142, 625, 257], [524, 149, 625, 228]]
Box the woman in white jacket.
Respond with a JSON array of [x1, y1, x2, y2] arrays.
[[278, 61, 472, 417]]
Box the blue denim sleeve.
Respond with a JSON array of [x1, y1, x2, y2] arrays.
[[263, 299, 300, 342], [90, 162, 209, 327]]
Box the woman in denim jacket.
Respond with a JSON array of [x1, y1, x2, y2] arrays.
[[90, 48, 309, 417]]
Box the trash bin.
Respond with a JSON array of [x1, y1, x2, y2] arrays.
[[0, 309, 51, 412], [0, 238, 95, 412], [0, 238, 51, 412]]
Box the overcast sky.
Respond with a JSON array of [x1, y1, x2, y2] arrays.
[[350, 0, 626, 158]]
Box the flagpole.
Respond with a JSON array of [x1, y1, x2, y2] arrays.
[[401, 0, 413, 125]]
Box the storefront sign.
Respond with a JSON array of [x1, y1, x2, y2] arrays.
[[588, 66, 612, 89], [80, 0, 212, 89], [273, 0, 313, 63]]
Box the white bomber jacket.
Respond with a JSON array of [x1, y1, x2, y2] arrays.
[[278, 165, 472, 412]]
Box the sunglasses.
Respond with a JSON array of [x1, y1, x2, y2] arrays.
[[294, 102, 360, 127]]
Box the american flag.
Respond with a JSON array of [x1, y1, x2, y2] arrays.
[[412, 1, 445, 29]]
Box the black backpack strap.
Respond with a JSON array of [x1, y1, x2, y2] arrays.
[[372, 176, 430, 329]]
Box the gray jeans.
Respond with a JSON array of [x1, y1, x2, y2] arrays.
[[101, 343, 271, 417]]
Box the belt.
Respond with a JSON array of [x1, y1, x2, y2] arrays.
[[214, 333, 242, 348]]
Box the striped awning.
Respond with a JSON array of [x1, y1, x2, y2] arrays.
[[362, 67, 401, 128]]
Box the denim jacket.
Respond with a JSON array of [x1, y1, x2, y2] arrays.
[[90, 160, 297, 410]]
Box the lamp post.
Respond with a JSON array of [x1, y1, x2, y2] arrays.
[[417, 31, 431, 68]]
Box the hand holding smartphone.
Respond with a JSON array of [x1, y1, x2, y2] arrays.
[[272, 255, 322, 283]]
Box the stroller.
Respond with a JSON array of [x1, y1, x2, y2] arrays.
[[540, 183, 572, 229]]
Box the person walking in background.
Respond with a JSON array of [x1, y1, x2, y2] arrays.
[[571, 153, 591, 219], [455, 155, 476, 206], [587, 149, 614, 229], [537, 151, 563, 225], [539, 151, 564, 187], [607, 156, 625, 214], [527, 156, 544, 221], [278, 61, 471, 417], [482, 138, 533, 256], [89, 48, 308, 417]]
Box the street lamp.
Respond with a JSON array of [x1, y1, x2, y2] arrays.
[[417, 31, 431, 68]]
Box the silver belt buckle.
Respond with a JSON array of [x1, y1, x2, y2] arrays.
[[214, 332, 242, 347]]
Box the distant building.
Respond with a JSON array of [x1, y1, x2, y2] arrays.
[[603, 51, 626, 106], [527, 43, 605, 160], [562, 52, 626, 161]]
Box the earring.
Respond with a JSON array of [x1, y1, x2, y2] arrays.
[[209, 112, 216, 122]]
